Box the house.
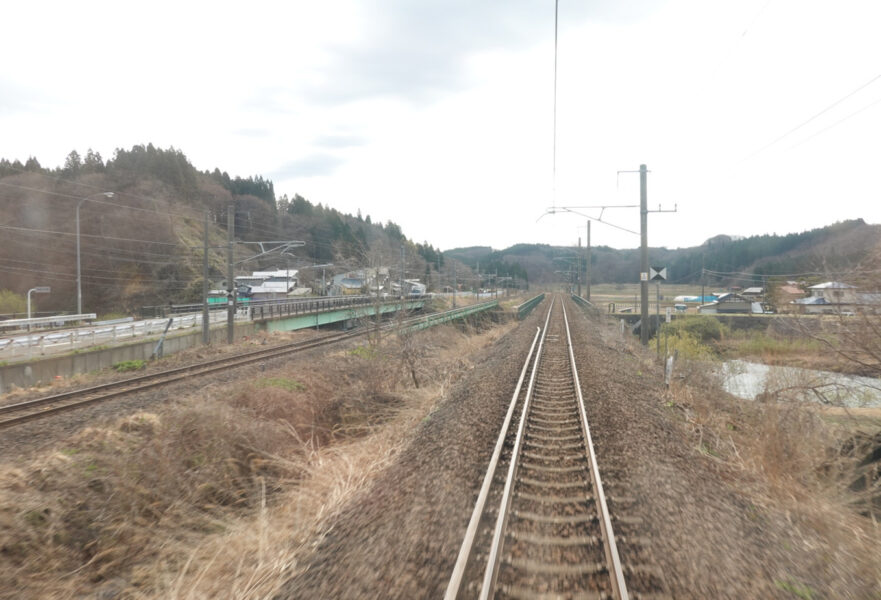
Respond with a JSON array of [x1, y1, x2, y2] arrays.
[[742, 287, 764, 300], [391, 279, 426, 297], [792, 281, 881, 315], [234, 269, 298, 301], [792, 281, 857, 314], [329, 267, 395, 296], [807, 281, 858, 304], [698, 293, 755, 314], [330, 273, 366, 296]]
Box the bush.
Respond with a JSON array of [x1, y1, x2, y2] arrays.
[[660, 316, 728, 344], [112, 360, 145, 372], [658, 330, 717, 360], [0, 289, 26, 314]]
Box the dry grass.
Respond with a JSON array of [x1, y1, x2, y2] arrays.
[[0, 321, 514, 599], [667, 363, 881, 596]]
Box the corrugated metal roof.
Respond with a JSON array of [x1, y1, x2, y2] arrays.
[[809, 281, 855, 289]]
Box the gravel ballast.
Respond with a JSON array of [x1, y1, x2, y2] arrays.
[[277, 296, 879, 599]]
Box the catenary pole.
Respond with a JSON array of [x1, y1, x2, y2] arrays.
[[202, 211, 210, 345], [227, 204, 235, 344], [586, 220, 591, 302], [640, 164, 649, 345]]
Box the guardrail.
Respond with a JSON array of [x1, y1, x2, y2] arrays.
[[249, 295, 379, 321], [406, 300, 498, 332], [1, 294, 432, 361], [0, 313, 97, 331], [570, 294, 595, 309], [516, 293, 546, 320], [0, 311, 238, 361]]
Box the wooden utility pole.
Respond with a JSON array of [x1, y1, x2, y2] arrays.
[[227, 204, 235, 345], [640, 164, 649, 345], [202, 211, 210, 345], [400, 244, 405, 298], [586, 220, 591, 302]]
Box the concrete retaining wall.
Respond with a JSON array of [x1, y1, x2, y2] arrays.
[[0, 322, 257, 394]]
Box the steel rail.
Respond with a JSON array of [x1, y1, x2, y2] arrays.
[[0, 302, 496, 429], [444, 325, 542, 599], [448, 294, 630, 599], [479, 297, 555, 599], [0, 332, 352, 428], [563, 301, 629, 600]]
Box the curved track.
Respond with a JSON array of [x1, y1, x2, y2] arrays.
[[446, 296, 635, 599]]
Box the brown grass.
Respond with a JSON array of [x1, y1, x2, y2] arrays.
[[0, 321, 514, 599], [667, 363, 881, 596]]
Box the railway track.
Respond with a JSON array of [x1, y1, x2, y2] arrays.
[[446, 296, 664, 600], [0, 303, 489, 429]]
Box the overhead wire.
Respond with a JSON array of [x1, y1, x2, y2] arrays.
[[0, 165, 209, 219], [0, 223, 183, 246], [552, 0, 558, 210], [744, 71, 881, 161], [789, 95, 881, 150]]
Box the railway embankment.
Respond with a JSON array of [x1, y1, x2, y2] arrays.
[[1, 296, 878, 598]]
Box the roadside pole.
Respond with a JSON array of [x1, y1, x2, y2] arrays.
[[640, 164, 649, 345], [586, 220, 591, 302], [227, 204, 235, 344], [656, 281, 661, 357], [202, 211, 210, 345]]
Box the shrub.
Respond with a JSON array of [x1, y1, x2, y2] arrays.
[[112, 360, 146, 372], [0, 289, 26, 314], [661, 315, 728, 344], [659, 330, 716, 360]]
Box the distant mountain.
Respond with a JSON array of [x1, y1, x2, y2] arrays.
[[446, 220, 881, 286]]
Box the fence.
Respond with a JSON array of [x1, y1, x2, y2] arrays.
[[516, 293, 546, 320]]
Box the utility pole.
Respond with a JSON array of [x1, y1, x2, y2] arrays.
[[400, 244, 405, 298], [701, 266, 706, 308], [577, 237, 582, 298], [453, 263, 457, 308], [640, 164, 650, 345], [202, 211, 210, 345], [227, 204, 235, 345], [636, 165, 650, 338], [586, 220, 591, 302], [476, 261, 480, 294]]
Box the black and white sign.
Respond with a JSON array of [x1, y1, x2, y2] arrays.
[[650, 266, 667, 281]]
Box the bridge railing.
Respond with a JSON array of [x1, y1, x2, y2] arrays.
[[516, 293, 546, 320]]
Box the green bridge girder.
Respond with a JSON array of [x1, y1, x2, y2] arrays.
[[260, 299, 426, 333], [405, 301, 499, 332]]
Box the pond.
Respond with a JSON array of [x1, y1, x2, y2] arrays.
[[720, 360, 881, 408]]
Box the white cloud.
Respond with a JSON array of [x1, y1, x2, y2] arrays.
[[1, 0, 879, 253]]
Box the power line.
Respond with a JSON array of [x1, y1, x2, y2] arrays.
[[0, 263, 197, 286], [789, 95, 881, 150], [0, 223, 183, 246], [744, 71, 881, 161], [0, 166, 207, 219]]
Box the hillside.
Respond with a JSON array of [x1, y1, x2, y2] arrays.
[[446, 219, 881, 287], [0, 146, 454, 315]]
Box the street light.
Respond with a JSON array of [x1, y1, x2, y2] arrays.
[[27, 287, 51, 320], [76, 192, 114, 315]]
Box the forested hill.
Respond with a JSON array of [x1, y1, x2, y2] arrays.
[[0, 145, 448, 314], [446, 219, 881, 286]]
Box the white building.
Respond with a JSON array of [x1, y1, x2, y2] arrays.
[[235, 269, 298, 301]]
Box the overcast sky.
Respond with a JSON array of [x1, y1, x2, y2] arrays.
[[2, 0, 880, 252]]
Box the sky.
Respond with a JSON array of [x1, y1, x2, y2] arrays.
[[2, 0, 880, 252]]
